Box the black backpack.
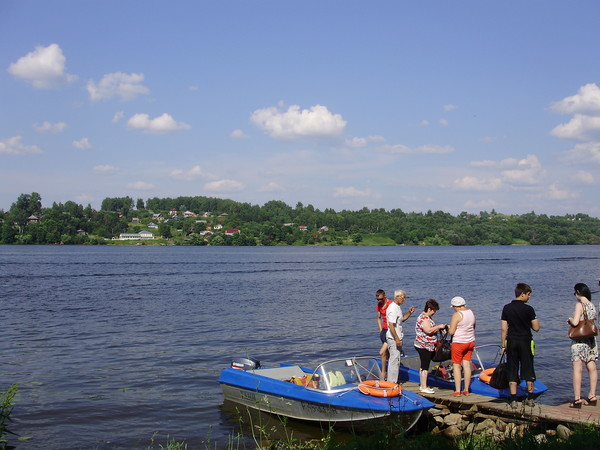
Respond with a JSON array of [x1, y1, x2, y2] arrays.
[[489, 353, 509, 389]]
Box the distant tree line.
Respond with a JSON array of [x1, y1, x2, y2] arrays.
[[1, 192, 600, 246]]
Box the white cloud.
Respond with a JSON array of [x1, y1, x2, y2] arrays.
[[561, 142, 600, 164], [380, 143, 412, 154], [250, 104, 346, 139], [112, 111, 125, 123], [574, 170, 595, 185], [127, 181, 154, 190], [126, 113, 191, 134], [345, 137, 369, 148], [439, 118, 449, 126], [547, 183, 578, 200], [0, 136, 42, 155], [259, 182, 284, 192], [87, 72, 150, 102], [500, 154, 544, 184], [419, 119, 430, 126], [345, 135, 385, 148], [550, 84, 600, 141], [8, 44, 77, 89], [458, 154, 545, 192], [416, 144, 454, 154], [33, 121, 67, 133], [93, 165, 119, 174], [479, 135, 507, 143], [380, 143, 454, 155], [333, 187, 381, 199], [230, 129, 248, 139], [444, 104, 458, 112], [170, 165, 214, 181], [551, 83, 600, 114], [470, 160, 497, 167], [550, 114, 600, 140], [204, 179, 245, 192], [453, 176, 503, 191], [72, 137, 91, 149]]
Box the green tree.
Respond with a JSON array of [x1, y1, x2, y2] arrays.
[[101, 197, 133, 215], [158, 223, 172, 239]]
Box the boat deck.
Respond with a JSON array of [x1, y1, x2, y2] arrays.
[[401, 381, 600, 426], [252, 365, 307, 380]]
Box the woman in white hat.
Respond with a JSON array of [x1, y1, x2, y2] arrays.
[[448, 296, 476, 396]]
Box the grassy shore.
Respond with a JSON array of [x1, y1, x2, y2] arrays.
[[146, 423, 600, 450]]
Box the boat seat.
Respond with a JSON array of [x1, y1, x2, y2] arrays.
[[327, 370, 346, 387], [290, 375, 312, 386]]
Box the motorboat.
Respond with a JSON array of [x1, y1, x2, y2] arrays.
[[219, 356, 434, 430], [398, 344, 548, 398]]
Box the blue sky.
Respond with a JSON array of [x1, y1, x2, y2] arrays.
[[2, 1, 600, 216]]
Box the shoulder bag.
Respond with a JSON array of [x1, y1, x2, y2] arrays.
[[432, 329, 452, 362], [568, 307, 598, 340]]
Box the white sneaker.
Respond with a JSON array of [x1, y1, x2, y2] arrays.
[[419, 387, 435, 394]]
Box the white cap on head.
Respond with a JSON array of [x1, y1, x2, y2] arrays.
[[451, 296, 466, 307]]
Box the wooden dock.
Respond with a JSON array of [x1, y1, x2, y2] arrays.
[[401, 382, 600, 426]]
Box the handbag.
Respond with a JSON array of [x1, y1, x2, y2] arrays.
[[488, 353, 509, 389], [568, 307, 598, 340], [432, 329, 452, 362]]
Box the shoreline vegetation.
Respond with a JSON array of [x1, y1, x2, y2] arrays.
[[1, 192, 600, 246], [3, 381, 599, 449]]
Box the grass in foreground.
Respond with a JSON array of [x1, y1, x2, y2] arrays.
[[145, 423, 600, 450]]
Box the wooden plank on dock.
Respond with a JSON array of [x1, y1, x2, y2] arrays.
[[401, 382, 600, 426]]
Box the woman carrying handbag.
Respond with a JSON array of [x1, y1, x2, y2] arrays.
[[567, 283, 598, 408]]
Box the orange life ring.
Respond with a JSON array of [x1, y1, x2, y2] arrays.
[[479, 368, 495, 384], [358, 380, 402, 397]]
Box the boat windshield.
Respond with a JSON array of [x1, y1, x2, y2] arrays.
[[309, 357, 382, 392]]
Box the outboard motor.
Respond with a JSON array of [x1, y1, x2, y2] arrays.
[[231, 356, 260, 370]]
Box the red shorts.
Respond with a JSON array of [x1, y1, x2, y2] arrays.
[[451, 341, 475, 364]]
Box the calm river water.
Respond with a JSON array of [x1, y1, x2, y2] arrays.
[[1, 245, 599, 449]]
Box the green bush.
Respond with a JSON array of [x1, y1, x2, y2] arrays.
[[0, 384, 18, 449]]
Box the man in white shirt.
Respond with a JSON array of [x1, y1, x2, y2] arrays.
[[386, 290, 415, 383]]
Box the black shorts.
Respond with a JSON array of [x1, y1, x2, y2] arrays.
[[415, 346, 435, 371], [380, 329, 387, 344], [506, 338, 536, 382]]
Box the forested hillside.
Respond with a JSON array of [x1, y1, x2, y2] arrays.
[[2, 192, 599, 246]]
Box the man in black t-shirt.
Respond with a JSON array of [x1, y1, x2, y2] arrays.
[[500, 282, 540, 408]]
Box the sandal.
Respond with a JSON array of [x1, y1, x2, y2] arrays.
[[462, 390, 470, 396], [569, 398, 584, 408], [585, 396, 597, 406], [451, 391, 462, 397]]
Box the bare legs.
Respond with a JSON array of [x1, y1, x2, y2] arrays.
[[572, 360, 583, 400], [452, 360, 473, 393], [587, 360, 597, 400], [573, 359, 598, 400], [463, 360, 472, 392], [419, 368, 429, 389], [453, 363, 461, 393], [379, 341, 389, 380]]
